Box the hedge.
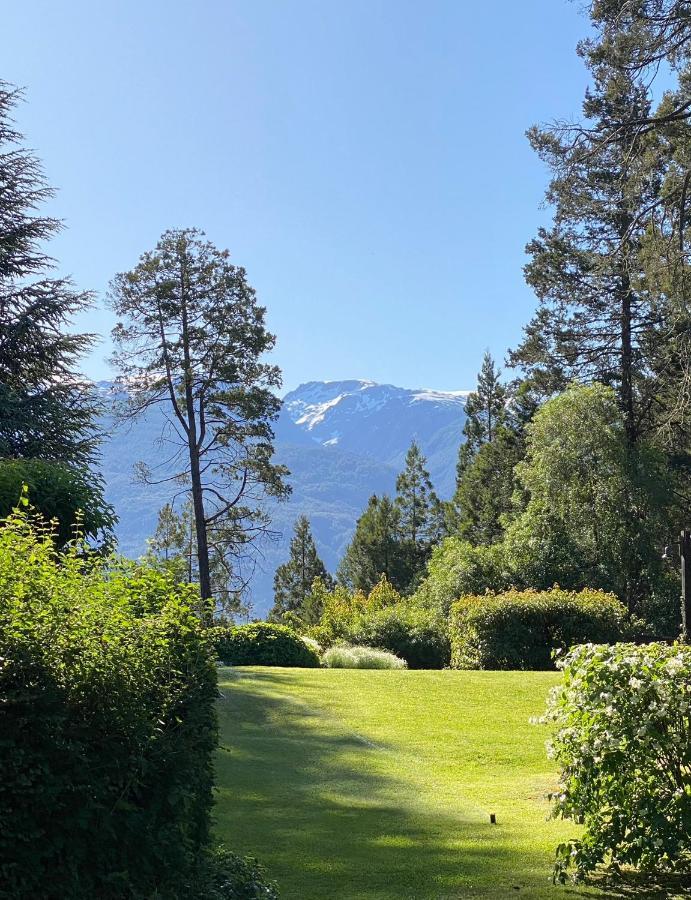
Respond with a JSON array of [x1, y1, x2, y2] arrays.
[[450, 587, 628, 670], [0, 507, 218, 899], [211, 622, 320, 667], [350, 602, 450, 669]]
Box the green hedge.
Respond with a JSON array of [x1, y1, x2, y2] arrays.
[[211, 622, 320, 667], [351, 602, 450, 669], [450, 587, 628, 670], [0, 508, 218, 899]]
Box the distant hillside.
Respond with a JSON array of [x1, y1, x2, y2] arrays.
[[98, 379, 468, 616]]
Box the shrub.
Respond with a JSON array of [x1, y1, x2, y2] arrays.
[[352, 602, 450, 669], [543, 642, 691, 882], [321, 645, 407, 669], [211, 622, 320, 667], [0, 507, 218, 899], [450, 587, 628, 670], [190, 845, 280, 899], [305, 577, 449, 668], [0, 459, 116, 548], [413, 538, 511, 615]]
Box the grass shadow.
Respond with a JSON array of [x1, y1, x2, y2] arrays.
[[579, 871, 691, 899]]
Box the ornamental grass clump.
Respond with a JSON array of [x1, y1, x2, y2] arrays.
[[543, 641, 691, 882], [321, 645, 407, 669]]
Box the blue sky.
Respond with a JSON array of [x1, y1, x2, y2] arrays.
[[5, 0, 591, 394]]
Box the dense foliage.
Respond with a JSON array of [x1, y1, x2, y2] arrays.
[[505, 384, 674, 617], [544, 642, 691, 881], [211, 622, 320, 668], [413, 538, 511, 616], [0, 508, 218, 899], [450, 587, 628, 670], [352, 602, 450, 669], [192, 847, 280, 899], [306, 576, 448, 668], [0, 459, 116, 549], [413, 385, 679, 636]]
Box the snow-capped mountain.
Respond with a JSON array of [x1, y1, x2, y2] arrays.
[[279, 380, 469, 481], [98, 379, 468, 616]]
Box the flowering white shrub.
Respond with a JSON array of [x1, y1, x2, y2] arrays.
[[543, 642, 691, 881], [321, 645, 407, 670]]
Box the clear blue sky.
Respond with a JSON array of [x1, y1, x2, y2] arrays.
[[4, 0, 592, 393]]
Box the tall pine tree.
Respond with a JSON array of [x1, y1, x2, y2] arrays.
[[0, 83, 101, 465], [394, 440, 444, 586], [457, 352, 507, 471], [509, 61, 664, 448], [448, 353, 517, 543], [270, 515, 333, 623], [110, 229, 290, 617]]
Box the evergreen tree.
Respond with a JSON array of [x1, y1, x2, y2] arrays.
[[110, 229, 290, 618], [338, 495, 409, 593], [457, 352, 507, 471], [149, 502, 189, 563], [538, 4, 691, 452], [270, 515, 333, 623], [509, 59, 664, 448], [448, 353, 515, 542], [394, 440, 444, 584], [0, 83, 101, 465], [451, 427, 523, 546]]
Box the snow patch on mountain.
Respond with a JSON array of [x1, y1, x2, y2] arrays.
[[411, 388, 472, 404]]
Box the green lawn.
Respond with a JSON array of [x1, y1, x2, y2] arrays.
[[213, 668, 674, 899]]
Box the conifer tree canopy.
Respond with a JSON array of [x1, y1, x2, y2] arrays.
[[0, 82, 100, 465], [270, 515, 332, 623]]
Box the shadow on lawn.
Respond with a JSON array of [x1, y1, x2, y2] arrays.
[[578, 872, 691, 899], [214, 670, 569, 899]]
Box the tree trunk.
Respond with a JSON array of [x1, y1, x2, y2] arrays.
[[618, 204, 637, 448], [620, 273, 637, 447], [179, 257, 213, 621]]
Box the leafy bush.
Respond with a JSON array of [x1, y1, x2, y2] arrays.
[[305, 576, 449, 668], [450, 587, 628, 670], [352, 602, 450, 669], [321, 645, 407, 669], [543, 642, 691, 882], [191, 845, 279, 899], [211, 622, 320, 667], [0, 459, 116, 548], [0, 507, 218, 899], [413, 538, 511, 615]]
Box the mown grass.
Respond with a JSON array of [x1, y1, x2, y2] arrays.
[[214, 668, 690, 899]]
